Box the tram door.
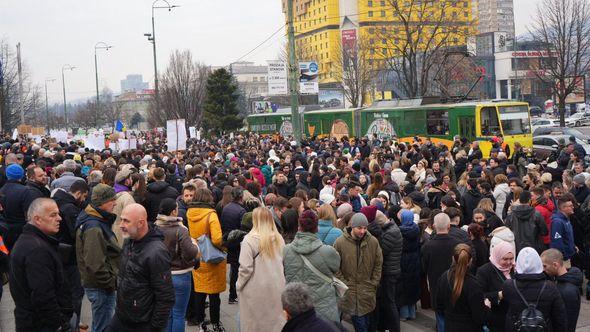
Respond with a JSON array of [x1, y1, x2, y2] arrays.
[[458, 116, 476, 141]]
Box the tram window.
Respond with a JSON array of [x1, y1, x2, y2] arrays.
[[426, 110, 449, 135], [480, 107, 500, 136]]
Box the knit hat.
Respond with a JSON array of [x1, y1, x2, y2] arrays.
[[361, 205, 377, 223], [5, 164, 24, 180], [298, 209, 319, 233], [91, 184, 117, 207], [336, 203, 353, 218], [159, 198, 178, 216], [350, 213, 368, 228], [377, 190, 390, 201], [573, 174, 586, 185]]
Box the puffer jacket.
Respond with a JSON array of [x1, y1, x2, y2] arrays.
[[317, 220, 343, 246], [283, 232, 341, 322], [53, 188, 83, 266], [144, 180, 179, 222], [493, 183, 510, 220], [398, 220, 421, 305], [0, 180, 37, 250], [75, 204, 122, 291], [155, 214, 199, 273], [186, 202, 226, 294], [367, 221, 402, 278], [534, 199, 554, 245], [504, 204, 547, 253], [333, 228, 383, 316], [552, 267, 583, 332], [220, 202, 246, 264], [115, 226, 175, 329]]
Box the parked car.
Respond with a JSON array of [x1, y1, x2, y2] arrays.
[[531, 118, 559, 133], [530, 106, 544, 117], [533, 126, 590, 142], [533, 134, 590, 162], [565, 112, 590, 127]]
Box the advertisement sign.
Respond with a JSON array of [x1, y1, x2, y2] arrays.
[[561, 76, 586, 104], [299, 61, 319, 94], [341, 29, 357, 51], [279, 120, 293, 137], [494, 32, 509, 53], [366, 118, 396, 140], [267, 60, 288, 96], [319, 89, 345, 109], [252, 101, 279, 113]]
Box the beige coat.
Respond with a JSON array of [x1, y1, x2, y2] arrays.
[[237, 233, 286, 332], [112, 191, 135, 247]]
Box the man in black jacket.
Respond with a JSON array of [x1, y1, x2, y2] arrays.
[[109, 203, 174, 332], [54, 180, 89, 331], [26, 166, 50, 199], [460, 178, 482, 225], [220, 187, 246, 304], [504, 191, 548, 253], [144, 167, 179, 223], [541, 249, 583, 332], [9, 198, 73, 332]]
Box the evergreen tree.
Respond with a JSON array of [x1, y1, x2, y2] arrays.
[[203, 68, 242, 133]]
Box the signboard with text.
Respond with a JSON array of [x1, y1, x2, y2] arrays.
[[299, 61, 319, 94], [267, 60, 288, 96]]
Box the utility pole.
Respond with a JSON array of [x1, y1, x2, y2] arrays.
[[287, 0, 301, 145], [17, 43, 24, 125]]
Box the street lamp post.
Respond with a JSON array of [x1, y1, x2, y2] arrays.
[[44, 78, 55, 134], [145, 0, 179, 113], [94, 42, 113, 129], [61, 64, 75, 131]]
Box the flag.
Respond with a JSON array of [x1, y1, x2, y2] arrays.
[[115, 120, 125, 132]]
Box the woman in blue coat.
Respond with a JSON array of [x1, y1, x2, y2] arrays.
[[397, 209, 421, 320]]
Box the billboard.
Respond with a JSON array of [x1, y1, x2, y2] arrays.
[[341, 29, 357, 51], [267, 60, 288, 96], [299, 61, 319, 94], [319, 89, 345, 109], [252, 101, 279, 113]]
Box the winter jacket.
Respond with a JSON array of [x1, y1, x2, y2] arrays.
[[155, 214, 199, 273], [333, 228, 383, 316], [317, 220, 343, 246], [368, 221, 402, 279], [296, 171, 311, 193], [115, 226, 175, 330], [75, 204, 122, 291], [53, 188, 83, 266], [9, 224, 73, 332], [421, 234, 462, 303], [476, 262, 514, 331], [398, 220, 421, 305], [284, 232, 341, 322], [238, 232, 286, 332], [435, 271, 488, 332], [502, 273, 567, 332], [144, 180, 179, 222], [274, 181, 293, 198], [427, 186, 446, 210], [186, 202, 226, 294], [461, 189, 482, 225], [534, 200, 555, 245], [50, 172, 85, 192], [261, 165, 273, 187], [26, 180, 50, 199], [281, 309, 340, 332], [550, 211, 575, 260], [221, 202, 246, 264], [249, 167, 266, 187], [570, 185, 590, 204], [177, 198, 189, 226], [112, 190, 136, 247], [493, 183, 510, 220], [166, 173, 184, 193], [504, 204, 547, 253], [0, 180, 37, 250], [551, 268, 583, 332], [482, 210, 503, 237]]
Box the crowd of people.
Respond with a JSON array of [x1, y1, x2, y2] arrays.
[[0, 131, 588, 332]]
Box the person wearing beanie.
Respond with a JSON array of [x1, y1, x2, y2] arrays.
[[502, 247, 567, 331], [360, 205, 378, 224], [284, 195, 342, 324], [570, 173, 590, 203], [112, 169, 137, 247], [0, 163, 37, 250], [75, 183, 121, 332], [333, 213, 383, 331]]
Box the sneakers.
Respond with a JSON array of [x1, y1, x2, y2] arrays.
[[212, 322, 225, 332], [228, 297, 238, 304]]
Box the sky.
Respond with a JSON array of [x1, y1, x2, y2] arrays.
[[1, 0, 539, 103]]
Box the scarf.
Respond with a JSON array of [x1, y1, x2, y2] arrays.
[[515, 247, 543, 274], [489, 240, 514, 279], [400, 209, 415, 227]]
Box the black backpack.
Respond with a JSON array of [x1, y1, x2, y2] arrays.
[[512, 280, 547, 332]]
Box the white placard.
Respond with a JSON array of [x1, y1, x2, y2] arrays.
[[12, 129, 18, 140], [267, 60, 288, 96], [86, 133, 105, 151], [196, 129, 201, 140], [189, 126, 197, 139], [50, 130, 68, 144], [129, 138, 137, 150], [166, 119, 187, 151]]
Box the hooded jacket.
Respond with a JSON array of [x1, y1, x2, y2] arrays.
[[53, 188, 83, 266], [155, 214, 199, 273], [0, 179, 37, 250], [534, 199, 555, 245], [550, 211, 575, 260], [493, 183, 510, 220], [283, 232, 341, 322], [220, 201, 246, 264], [144, 180, 179, 222], [115, 226, 175, 329], [75, 204, 122, 291], [461, 189, 482, 224], [295, 171, 311, 193], [333, 228, 383, 316], [504, 204, 547, 253]]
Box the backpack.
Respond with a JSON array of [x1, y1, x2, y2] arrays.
[[512, 280, 547, 332]]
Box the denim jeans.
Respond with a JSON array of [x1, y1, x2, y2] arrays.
[[436, 312, 445, 332], [229, 262, 239, 300], [85, 288, 116, 332], [399, 305, 416, 320], [351, 314, 370, 332], [167, 272, 192, 332]]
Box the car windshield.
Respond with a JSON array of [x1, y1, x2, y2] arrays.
[[499, 106, 531, 135]]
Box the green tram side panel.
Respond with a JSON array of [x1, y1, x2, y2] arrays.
[[303, 109, 355, 138], [247, 113, 293, 135]]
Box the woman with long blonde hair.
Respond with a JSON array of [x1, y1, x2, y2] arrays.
[[237, 207, 286, 332]]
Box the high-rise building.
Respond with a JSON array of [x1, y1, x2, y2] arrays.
[[476, 0, 515, 37], [120, 74, 149, 93]]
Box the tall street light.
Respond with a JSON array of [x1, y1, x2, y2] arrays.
[[94, 42, 113, 129], [61, 64, 76, 131], [44, 78, 55, 134], [145, 0, 179, 114]]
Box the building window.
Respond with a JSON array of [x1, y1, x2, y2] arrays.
[[253, 77, 258, 82], [381, 27, 386, 34], [368, 0, 373, 7], [480, 107, 500, 136], [427, 110, 449, 135], [382, 48, 387, 54], [369, 27, 375, 34], [380, 0, 385, 5], [381, 10, 385, 17], [368, 11, 373, 17], [382, 38, 387, 44]]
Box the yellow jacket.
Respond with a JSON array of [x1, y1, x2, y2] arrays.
[[187, 203, 227, 294]]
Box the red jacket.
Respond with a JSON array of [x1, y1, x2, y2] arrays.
[[534, 200, 555, 245]]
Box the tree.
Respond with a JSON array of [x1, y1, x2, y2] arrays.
[[333, 38, 379, 107], [529, 0, 590, 126], [202, 68, 241, 133], [148, 50, 209, 128], [376, 0, 475, 97]]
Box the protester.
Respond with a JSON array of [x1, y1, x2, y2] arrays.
[[280, 283, 340, 332], [0, 163, 36, 250], [220, 187, 246, 304], [144, 167, 179, 222], [316, 203, 342, 245], [26, 166, 50, 199], [397, 209, 420, 323], [112, 168, 136, 246], [550, 198, 576, 267], [504, 190, 547, 253]]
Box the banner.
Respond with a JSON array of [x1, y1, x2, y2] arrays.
[[299, 61, 319, 94], [252, 101, 279, 113], [86, 133, 105, 151], [189, 126, 197, 139], [267, 60, 289, 96], [319, 89, 345, 109], [50, 130, 68, 144], [166, 119, 187, 151]]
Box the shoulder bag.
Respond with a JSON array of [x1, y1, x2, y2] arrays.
[[197, 212, 227, 264], [299, 253, 348, 297]]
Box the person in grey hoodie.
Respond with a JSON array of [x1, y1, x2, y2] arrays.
[[504, 191, 548, 253]]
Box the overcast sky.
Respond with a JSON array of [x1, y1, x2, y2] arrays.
[[1, 0, 539, 103]]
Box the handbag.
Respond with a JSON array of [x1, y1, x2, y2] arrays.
[[197, 212, 227, 264], [299, 254, 348, 297]]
